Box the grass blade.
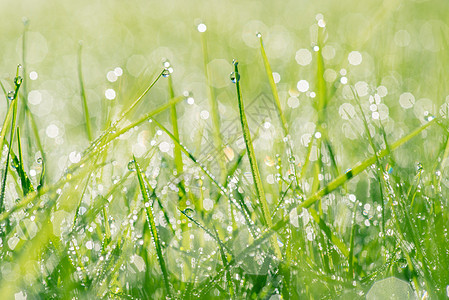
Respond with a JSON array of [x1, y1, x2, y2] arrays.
[[348, 201, 358, 279], [199, 26, 226, 182], [257, 33, 288, 135], [232, 60, 282, 259], [77, 42, 93, 141], [300, 118, 437, 208], [166, 67, 184, 182], [134, 156, 171, 297], [12, 128, 34, 195]]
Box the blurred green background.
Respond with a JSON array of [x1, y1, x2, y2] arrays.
[[1, 0, 449, 181]]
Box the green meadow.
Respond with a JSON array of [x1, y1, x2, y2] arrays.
[[0, 0, 448, 298]]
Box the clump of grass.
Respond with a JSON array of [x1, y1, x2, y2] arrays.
[[0, 17, 448, 300]]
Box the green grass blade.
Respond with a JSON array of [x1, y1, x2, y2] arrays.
[[13, 128, 34, 195], [150, 117, 259, 238], [134, 156, 171, 297], [81, 69, 166, 156], [180, 208, 233, 254], [213, 226, 234, 297], [257, 34, 288, 135], [258, 33, 300, 190], [271, 180, 293, 219], [0, 66, 22, 213], [92, 96, 184, 154], [77, 42, 93, 141], [20, 20, 46, 166], [309, 207, 350, 258], [232, 60, 282, 259], [199, 27, 226, 182], [197, 218, 288, 297], [150, 117, 225, 193], [143, 171, 175, 235], [315, 29, 327, 117], [348, 201, 358, 279], [351, 87, 386, 239], [0, 98, 15, 161], [167, 71, 184, 179], [300, 118, 437, 208]]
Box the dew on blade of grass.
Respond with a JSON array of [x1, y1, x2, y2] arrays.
[[423, 111, 435, 121], [183, 208, 195, 217], [14, 76, 23, 86], [416, 162, 423, 172], [162, 69, 170, 77], [256, 32, 262, 38], [128, 160, 136, 171], [230, 72, 240, 83], [7, 91, 15, 100], [288, 155, 295, 164]]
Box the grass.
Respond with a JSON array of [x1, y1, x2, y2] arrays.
[[1, 3, 449, 299]]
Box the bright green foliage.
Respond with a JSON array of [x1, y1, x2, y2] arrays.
[[0, 2, 448, 299]]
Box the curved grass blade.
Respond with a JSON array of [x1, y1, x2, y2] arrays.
[[134, 156, 171, 297]]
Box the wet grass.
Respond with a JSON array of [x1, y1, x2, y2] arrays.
[[0, 12, 449, 300]]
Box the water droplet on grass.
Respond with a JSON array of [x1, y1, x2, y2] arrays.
[[416, 162, 423, 172], [11, 159, 18, 169], [128, 160, 136, 171], [288, 156, 296, 164], [230, 72, 240, 83], [424, 112, 435, 121], [14, 76, 23, 86], [256, 32, 262, 38], [162, 69, 170, 77], [7, 91, 15, 100], [183, 208, 195, 216]]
